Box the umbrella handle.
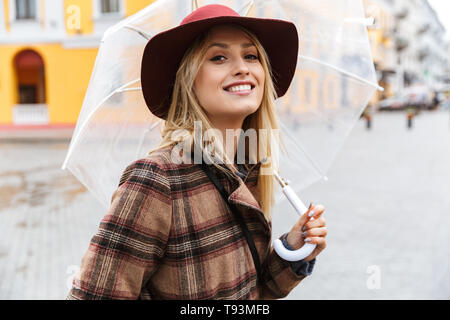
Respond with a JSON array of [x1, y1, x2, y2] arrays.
[[273, 184, 317, 262]]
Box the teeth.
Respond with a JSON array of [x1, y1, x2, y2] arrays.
[[227, 84, 252, 92]]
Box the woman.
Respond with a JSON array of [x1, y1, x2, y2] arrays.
[[67, 4, 327, 300]]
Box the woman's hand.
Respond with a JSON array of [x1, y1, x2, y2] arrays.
[[285, 203, 327, 262]]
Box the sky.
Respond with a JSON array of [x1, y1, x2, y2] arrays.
[[428, 0, 450, 40]]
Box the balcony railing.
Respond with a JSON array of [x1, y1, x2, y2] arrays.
[[13, 104, 49, 125]]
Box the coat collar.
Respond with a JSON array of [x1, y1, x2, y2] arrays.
[[210, 161, 269, 225], [189, 144, 267, 222], [227, 161, 271, 233]]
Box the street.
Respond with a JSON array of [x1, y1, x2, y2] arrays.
[[0, 110, 449, 299]]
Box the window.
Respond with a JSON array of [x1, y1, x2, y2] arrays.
[[100, 0, 120, 14], [14, 50, 46, 105], [93, 0, 124, 34], [15, 0, 36, 20], [19, 85, 37, 104]]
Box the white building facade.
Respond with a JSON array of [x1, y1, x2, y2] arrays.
[[368, 0, 449, 95]]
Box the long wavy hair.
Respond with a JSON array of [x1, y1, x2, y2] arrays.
[[151, 23, 281, 220]]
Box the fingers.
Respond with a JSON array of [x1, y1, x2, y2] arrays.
[[292, 203, 315, 231], [301, 204, 325, 232], [305, 236, 327, 247], [309, 204, 325, 219], [303, 227, 327, 238], [287, 203, 326, 250], [304, 216, 326, 231], [302, 203, 324, 225], [298, 204, 327, 261]]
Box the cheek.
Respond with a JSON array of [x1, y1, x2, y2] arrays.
[[194, 74, 209, 103], [256, 66, 265, 87], [194, 69, 224, 103], [255, 67, 265, 98]]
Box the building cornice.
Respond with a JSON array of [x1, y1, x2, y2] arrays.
[[0, 34, 102, 49]]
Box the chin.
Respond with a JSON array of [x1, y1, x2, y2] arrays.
[[231, 103, 260, 117]]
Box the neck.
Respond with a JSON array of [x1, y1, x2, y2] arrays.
[[210, 117, 245, 167]]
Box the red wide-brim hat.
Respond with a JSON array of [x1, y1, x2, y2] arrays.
[[141, 4, 299, 120]]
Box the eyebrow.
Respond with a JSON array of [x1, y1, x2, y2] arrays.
[[207, 42, 256, 50]]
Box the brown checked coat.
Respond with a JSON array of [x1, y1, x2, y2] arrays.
[[67, 146, 308, 299]]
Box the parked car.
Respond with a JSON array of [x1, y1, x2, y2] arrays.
[[402, 85, 434, 110], [378, 85, 435, 111], [436, 86, 450, 110], [378, 96, 406, 111]]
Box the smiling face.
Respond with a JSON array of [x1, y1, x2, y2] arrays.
[[193, 25, 265, 129]]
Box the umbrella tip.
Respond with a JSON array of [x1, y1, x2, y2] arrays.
[[192, 0, 199, 11], [238, 0, 254, 17]]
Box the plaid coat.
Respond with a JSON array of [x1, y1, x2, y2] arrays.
[[67, 146, 308, 300]]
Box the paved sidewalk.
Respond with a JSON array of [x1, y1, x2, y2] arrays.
[[0, 125, 74, 143]]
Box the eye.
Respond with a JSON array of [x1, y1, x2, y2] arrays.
[[210, 55, 226, 62], [245, 54, 259, 60]]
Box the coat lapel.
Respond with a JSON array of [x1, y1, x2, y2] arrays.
[[228, 162, 262, 211], [194, 146, 270, 230], [227, 162, 271, 233]]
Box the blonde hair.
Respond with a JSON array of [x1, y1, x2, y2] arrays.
[[151, 24, 281, 220]]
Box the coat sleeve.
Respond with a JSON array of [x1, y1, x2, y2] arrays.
[[66, 159, 172, 300], [260, 232, 311, 299]]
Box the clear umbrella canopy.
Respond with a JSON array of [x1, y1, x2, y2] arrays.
[[62, 0, 381, 239]]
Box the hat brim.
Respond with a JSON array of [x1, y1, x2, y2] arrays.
[[141, 15, 299, 119]]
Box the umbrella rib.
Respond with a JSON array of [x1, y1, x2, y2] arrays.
[[120, 87, 142, 92], [146, 119, 163, 132], [123, 25, 151, 40], [62, 79, 141, 170], [239, 0, 254, 16], [299, 55, 384, 91], [102, 0, 168, 42], [344, 17, 375, 26]]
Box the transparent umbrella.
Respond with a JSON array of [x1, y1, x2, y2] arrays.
[[62, 0, 383, 261]]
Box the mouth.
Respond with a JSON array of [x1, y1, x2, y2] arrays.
[[223, 84, 255, 96]]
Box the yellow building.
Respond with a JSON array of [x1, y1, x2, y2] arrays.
[[363, 0, 396, 106], [0, 0, 155, 126]]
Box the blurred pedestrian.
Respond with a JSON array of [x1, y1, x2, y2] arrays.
[[406, 107, 415, 129], [432, 91, 440, 109], [361, 106, 372, 130]]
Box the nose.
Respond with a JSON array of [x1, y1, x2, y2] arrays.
[[232, 56, 250, 76]]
